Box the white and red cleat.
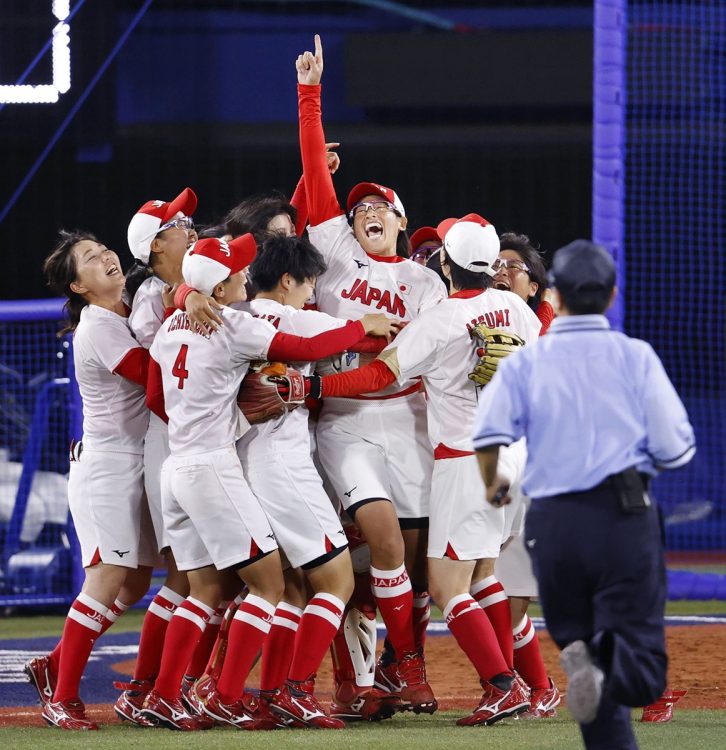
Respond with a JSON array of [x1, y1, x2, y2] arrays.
[[397, 652, 438, 714], [180, 675, 215, 729], [201, 687, 277, 730], [641, 688, 688, 723], [24, 654, 56, 705], [457, 677, 530, 726], [272, 678, 345, 729], [521, 677, 561, 719], [330, 681, 400, 722], [42, 698, 98, 730], [141, 689, 205, 731]]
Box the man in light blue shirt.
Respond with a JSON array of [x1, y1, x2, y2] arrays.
[[472, 240, 695, 750]]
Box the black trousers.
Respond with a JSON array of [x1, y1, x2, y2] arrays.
[[525, 482, 667, 750]]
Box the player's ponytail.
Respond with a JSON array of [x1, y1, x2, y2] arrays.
[[43, 229, 98, 334], [124, 258, 154, 305]]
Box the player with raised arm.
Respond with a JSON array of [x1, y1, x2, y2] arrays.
[[27, 231, 168, 730], [145, 234, 398, 731], [304, 214, 541, 726], [296, 34, 447, 716]]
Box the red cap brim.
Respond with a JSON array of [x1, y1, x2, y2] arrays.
[[164, 187, 198, 222], [436, 218, 458, 241], [346, 182, 390, 212], [410, 226, 441, 251], [228, 233, 257, 274]]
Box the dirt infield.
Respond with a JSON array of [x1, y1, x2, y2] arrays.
[[2, 625, 723, 728]]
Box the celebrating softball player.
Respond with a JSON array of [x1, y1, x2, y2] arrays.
[[27, 231, 167, 730], [296, 34, 447, 715]]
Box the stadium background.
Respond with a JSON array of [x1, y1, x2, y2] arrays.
[[0, 0, 724, 740]]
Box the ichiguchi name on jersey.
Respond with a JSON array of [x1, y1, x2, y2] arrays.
[[340, 279, 406, 317], [167, 312, 211, 338], [466, 308, 511, 333]]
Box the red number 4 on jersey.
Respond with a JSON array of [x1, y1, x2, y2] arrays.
[[172, 344, 189, 389]]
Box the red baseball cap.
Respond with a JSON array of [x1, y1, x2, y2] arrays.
[[409, 226, 441, 253], [182, 234, 257, 295], [127, 187, 198, 264], [346, 182, 405, 216], [436, 213, 499, 275]]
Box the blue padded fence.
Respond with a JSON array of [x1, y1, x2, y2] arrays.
[[0, 299, 82, 606], [593, 1, 726, 552]]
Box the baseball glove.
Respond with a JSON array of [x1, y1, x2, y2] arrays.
[[237, 361, 306, 424], [468, 325, 526, 386]]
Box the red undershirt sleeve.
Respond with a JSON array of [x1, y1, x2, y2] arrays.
[[298, 83, 343, 226], [290, 175, 309, 236], [113, 347, 149, 387], [348, 335, 389, 354], [320, 359, 397, 398], [267, 320, 366, 362], [145, 355, 168, 423], [536, 300, 555, 335]]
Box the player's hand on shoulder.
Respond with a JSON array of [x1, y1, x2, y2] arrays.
[[184, 291, 223, 334], [296, 34, 324, 86], [486, 477, 511, 507], [360, 314, 402, 342], [325, 142, 341, 174], [161, 283, 177, 310]]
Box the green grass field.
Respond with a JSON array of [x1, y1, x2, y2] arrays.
[[2, 598, 724, 640], [2, 600, 724, 748], [1, 709, 725, 750]]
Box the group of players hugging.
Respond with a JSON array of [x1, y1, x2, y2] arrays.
[[26, 36, 563, 731]]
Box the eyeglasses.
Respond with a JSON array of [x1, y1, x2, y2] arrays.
[[158, 215, 194, 233], [492, 258, 530, 275], [348, 201, 396, 220]]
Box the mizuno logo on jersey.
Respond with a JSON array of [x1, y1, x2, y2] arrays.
[[466, 308, 511, 333], [340, 279, 406, 317], [353, 259, 368, 268]]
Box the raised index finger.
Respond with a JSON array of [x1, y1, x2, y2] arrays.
[[314, 34, 323, 61]]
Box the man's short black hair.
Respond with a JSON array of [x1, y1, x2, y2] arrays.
[[250, 235, 327, 292], [558, 285, 612, 315]]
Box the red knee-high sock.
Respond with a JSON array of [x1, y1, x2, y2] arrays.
[[471, 576, 513, 669], [370, 564, 415, 659], [53, 593, 109, 702], [444, 594, 510, 683], [216, 595, 275, 704], [48, 596, 126, 677], [133, 586, 186, 683], [413, 590, 431, 652], [153, 597, 214, 700], [288, 594, 345, 682], [513, 615, 549, 690], [259, 602, 303, 691], [186, 600, 228, 680]]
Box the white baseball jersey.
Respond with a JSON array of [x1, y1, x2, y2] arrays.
[[308, 214, 447, 399], [73, 304, 149, 454], [385, 288, 542, 454], [128, 274, 166, 348], [237, 298, 348, 460], [149, 307, 277, 456]]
